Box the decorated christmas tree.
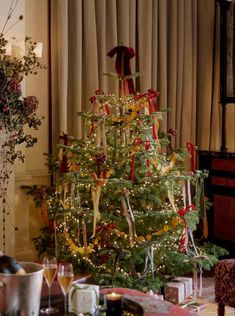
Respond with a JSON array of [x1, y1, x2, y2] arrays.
[[29, 46, 226, 292]]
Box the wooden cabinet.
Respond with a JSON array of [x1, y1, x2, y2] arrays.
[[198, 151, 235, 250]]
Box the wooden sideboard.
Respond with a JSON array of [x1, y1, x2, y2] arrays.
[[198, 151, 235, 255]]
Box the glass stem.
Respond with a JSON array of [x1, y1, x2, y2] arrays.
[[64, 294, 67, 315], [48, 285, 51, 309]]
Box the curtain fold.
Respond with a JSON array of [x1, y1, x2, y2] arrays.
[[58, 0, 69, 134], [197, 0, 217, 150], [50, 0, 222, 153]]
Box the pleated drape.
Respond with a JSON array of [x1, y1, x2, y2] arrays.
[[50, 0, 229, 153]]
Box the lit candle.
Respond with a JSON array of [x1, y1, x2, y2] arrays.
[[106, 292, 123, 316]]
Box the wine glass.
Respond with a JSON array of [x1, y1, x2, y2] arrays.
[[57, 263, 74, 315], [41, 256, 59, 314]]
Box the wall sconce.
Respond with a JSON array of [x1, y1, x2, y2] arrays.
[[11, 43, 25, 58], [6, 38, 43, 59], [33, 42, 43, 58], [5, 43, 12, 56]]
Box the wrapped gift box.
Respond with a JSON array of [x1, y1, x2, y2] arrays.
[[164, 282, 185, 304], [68, 283, 99, 315], [173, 277, 193, 298]]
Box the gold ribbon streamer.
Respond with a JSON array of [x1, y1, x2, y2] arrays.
[[167, 189, 177, 212], [91, 184, 101, 238], [83, 220, 88, 255], [121, 196, 135, 247], [124, 191, 137, 238]]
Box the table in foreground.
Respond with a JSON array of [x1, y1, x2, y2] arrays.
[[41, 283, 192, 316], [101, 288, 192, 316]]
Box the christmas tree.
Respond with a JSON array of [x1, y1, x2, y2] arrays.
[[29, 46, 226, 292]]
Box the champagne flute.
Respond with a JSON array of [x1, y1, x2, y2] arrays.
[[41, 256, 59, 314], [57, 263, 74, 315]]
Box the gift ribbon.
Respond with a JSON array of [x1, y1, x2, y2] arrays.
[[134, 89, 159, 113], [124, 190, 137, 238], [167, 189, 177, 213], [104, 102, 110, 115], [96, 223, 116, 248], [143, 245, 155, 277], [83, 220, 88, 255], [182, 179, 205, 298], [134, 90, 159, 142], [88, 120, 95, 137], [90, 173, 105, 238], [94, 154, 106, 178], [121, 197, 134, 247], [180, 180, 195, 254], [89, 89, 105, 113], [186, 142, 196, 172], [167, 128, 176, 150], [91, 184, 101, 238], [152, 119, 158, 140], [147, 89, 159, 112], [61, 183, 68, 209], [178, 204, 195, 253], [178, 204, 195, 217], [121, 191, 137, 247], [89, 95, 97, 111]]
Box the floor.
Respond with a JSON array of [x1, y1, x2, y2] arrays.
[[184, 275, 235, 316], [201, 276, 215, 302]]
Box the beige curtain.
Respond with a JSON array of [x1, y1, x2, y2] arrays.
[[50, 0, 225, 153]]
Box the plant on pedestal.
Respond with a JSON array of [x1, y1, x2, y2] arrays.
[[0, 3, 45, 252]]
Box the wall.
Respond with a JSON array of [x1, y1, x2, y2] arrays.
[[15, 0, 50, 261], [0, 0, 25, 257], [0, 0, 50, 260]]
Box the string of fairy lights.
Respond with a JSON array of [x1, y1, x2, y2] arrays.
[[47, 174, 199, 278], [44, 92, 208, 284]]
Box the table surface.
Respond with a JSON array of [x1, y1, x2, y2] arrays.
[[41, 280, 192, 316]]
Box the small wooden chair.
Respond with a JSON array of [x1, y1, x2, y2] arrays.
[[215, 258, 235, 316]]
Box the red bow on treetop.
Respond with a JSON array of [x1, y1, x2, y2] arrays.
[[107, 45, 136, 95]]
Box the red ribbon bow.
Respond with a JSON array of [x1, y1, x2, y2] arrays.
[[93, 154, 106, 178], [107, 46, 136, 95], [186, 142, 197, 172], [134, 89, 159, 113], [178, 204, 195, 253], [96, 223, 116, 248], [147, 89, 159, 112], [167, 128, 176, 150], [178, 204, 195, 217]]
